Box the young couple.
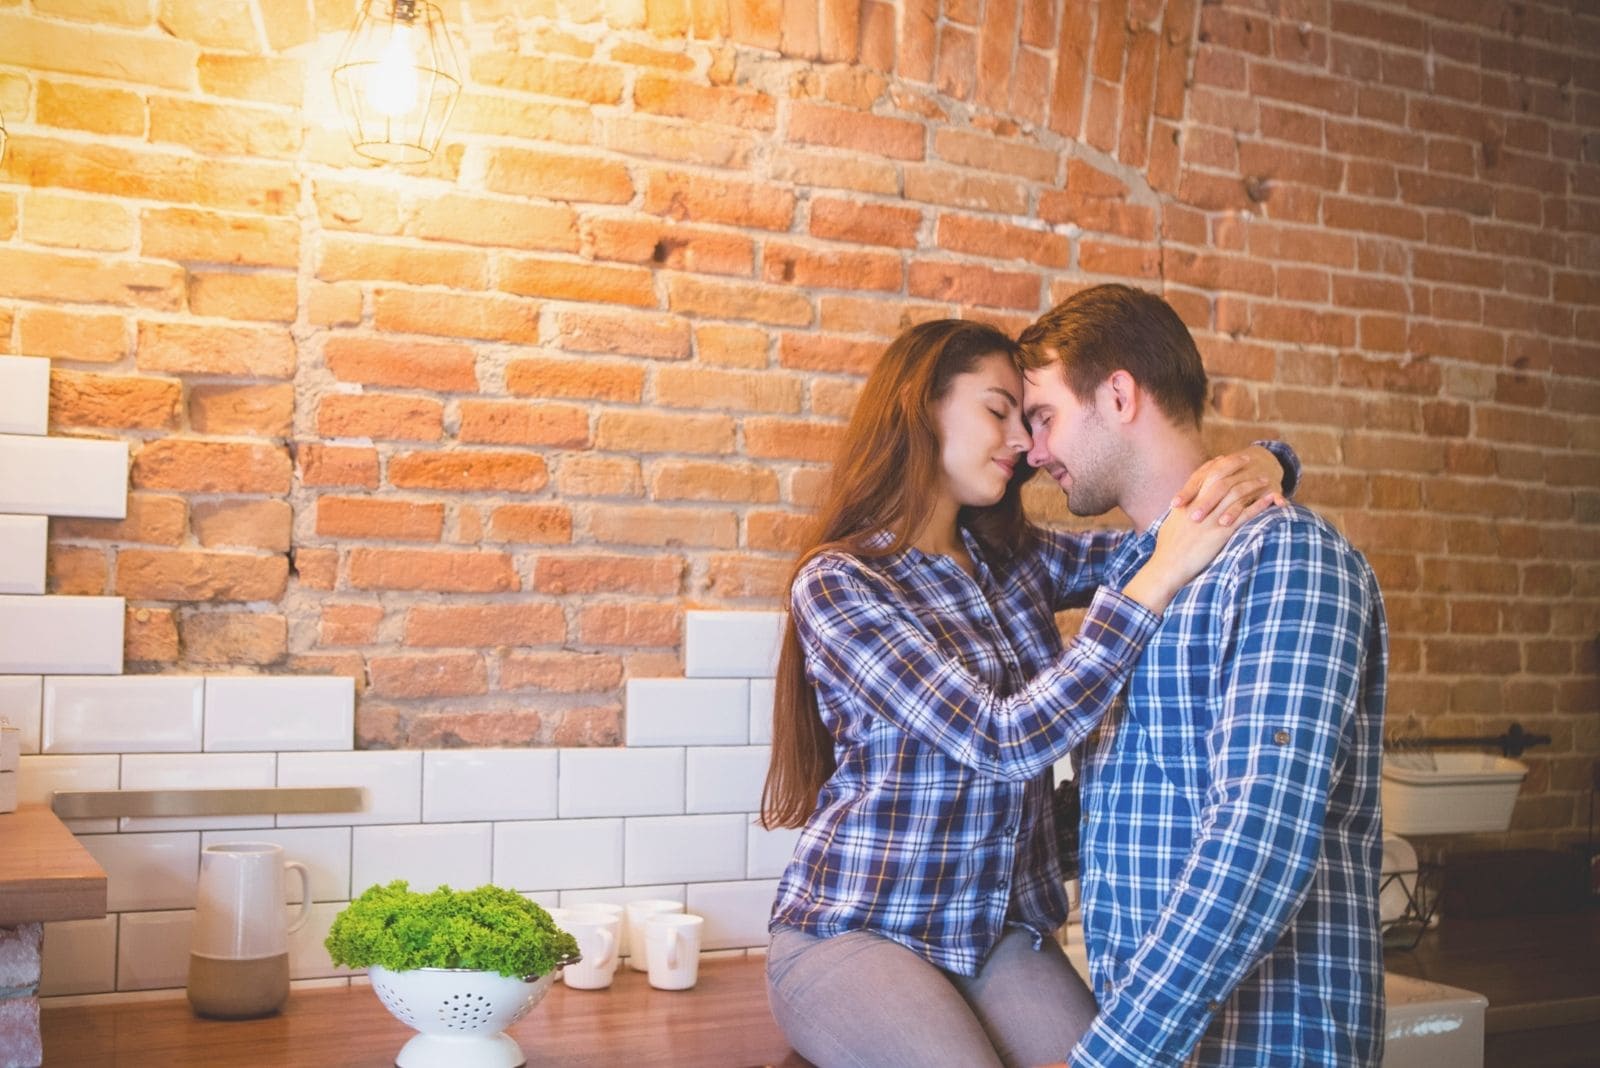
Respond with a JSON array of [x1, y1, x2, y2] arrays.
[[760, 285, 1387, 1067]]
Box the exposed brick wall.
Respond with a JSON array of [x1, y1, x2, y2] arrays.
[[0, 1, 1594, 843]]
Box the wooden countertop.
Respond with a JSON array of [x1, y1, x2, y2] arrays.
[[42, 958, 807, 1067], [0, 803, 107, 926], [1385, 909, 1600, 1033]]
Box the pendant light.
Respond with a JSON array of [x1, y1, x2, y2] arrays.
[[332, 0, 461, 165]]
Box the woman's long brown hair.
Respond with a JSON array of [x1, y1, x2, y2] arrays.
[[759, 319, 1037, 829]]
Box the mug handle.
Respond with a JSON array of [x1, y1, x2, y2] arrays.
[[595, 928, 616, 969], [285, 861, 311, 934], [666, 928, 680, 970]]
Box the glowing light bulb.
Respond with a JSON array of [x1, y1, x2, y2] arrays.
[[366, 22, 419, 118]]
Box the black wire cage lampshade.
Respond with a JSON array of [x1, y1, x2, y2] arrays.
[[331, 0, 461, 164]]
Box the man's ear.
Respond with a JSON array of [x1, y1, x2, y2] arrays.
[[1104, 370, 1139, 424]]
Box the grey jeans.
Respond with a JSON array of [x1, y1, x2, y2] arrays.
[[766, 925, 1097, 1068]]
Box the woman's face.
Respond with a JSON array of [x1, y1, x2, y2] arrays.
[[932, 353, 1030, 509]]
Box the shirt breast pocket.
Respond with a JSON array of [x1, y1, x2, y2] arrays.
[[1129, 654, 1209, 795]]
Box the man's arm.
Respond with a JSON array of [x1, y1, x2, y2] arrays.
[[1070, 520, 1373, 1067]]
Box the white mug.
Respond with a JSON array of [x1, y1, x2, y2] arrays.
[[645, 913, 704, 991], [192, 842, 310, 959], [567, 902, 625, 953], [625, 899, 684, 972], [561, 912, 621, 990]]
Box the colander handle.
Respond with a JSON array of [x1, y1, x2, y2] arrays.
[[284, 861, 311, 934]]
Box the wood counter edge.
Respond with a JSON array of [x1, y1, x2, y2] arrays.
[[0, 803, 108, 926]]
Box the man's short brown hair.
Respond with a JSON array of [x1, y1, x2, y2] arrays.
[[1017, 283, 1207, 427]]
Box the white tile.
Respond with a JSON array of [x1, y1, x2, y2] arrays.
[[120, 753, 276, 832], [44, 676, 203, 754], [749, 679, 774, 745], [351, 823, 492, 894], [747, 823, 800, 880], [686, 747, 768, 815], [0, 434, 128, 519], [494, 819, 623, 891], [0, 516, 47, 594], [79, 832, 200, 912], [685, 879, 779, 951], [202, 828, 352, 903], [276, 750, 420, 827], [520, 890, 561, 909], [18, 754, 120, 833], [40, 915, 118, 996], [204, 676, 355, 753], [0, 357, 50, 436], [558, 748, 684, 818], [0, 676, 43, 754], [116, 910, 192, 991], [624, 814, 745, 885], [625, 679, 748, 747], [289, 901, 359, 980], [422, 749, 557, 823], [0, 596, 124, 675], [684, 611, 782, 678]]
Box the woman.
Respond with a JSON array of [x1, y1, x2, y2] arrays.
[[760, 319, 1290, 1068]]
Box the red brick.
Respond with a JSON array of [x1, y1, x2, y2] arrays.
[[907, 261, 1040, 309], [643, 171, 796, 230], [317, 394, 445, 442], [186, 271, 297, 322], [487, 504, 574, 544], [137, 321, 295, 378], [292, 547, 339, 590], [298, 444, 379, 489], [115, 549, 288, 601], [936, 213, 1070, 267], [324, 336, 478, 392], [500, 650, 624, 694], [903, 166, 1028, 214], [16, 307, 127, 363], [588, 505, 736, 548], [587, 216, 754, 277], [762, 241, 901, 291], [499, 256, 656, 307], [0, 248, 184, 310], [596, 410, 736, 454], [142, 206, 298, 268], [36, 79, 144, 135], [197, 53, 304, 107], [553, 309, 693, 360], [318, 236, 487, 289], [458, 400, 590, 448], [809, 197, 922, 248], [388, 451, 549, 493], [747, 510, 812, 552], [49, 370, 180, 431], [695, 324, 768, 367], [55, 494, 187, 546], [650, 460, 780, 502], [149, 95, 300, 158], [532, 553, 684, 596], [482, 147, 634, 204], [180, 611, 288, 665], [577, 602, 682, 646], [370, 653, 487, 698], [505, 357, 646, 402], [48, 545, 109, 595], [634, 73, 776, 128], [132, 439, 291, 493], [777, 334, 882, 375], [4, 136, 296, 215], [350, 549, 519, 593], [316, 497, 444, 541], [599, 112, 757, 168], [655, 365, 804, 413], [770, 147, 900, 195], [125, 605, 180, 662], [667, 276, 813, 326], [555, 456, 644, 498], [745, 417, 845, 461], [21, 191, 134, 251], [373, 289, 541, 344], [470, 52, 626, 105], [407, 194, 579, 252], [787, 101, 924, 160], [319, 603, 383, 646], [404, 603, 565, 646], [192, 499, 291, 551]]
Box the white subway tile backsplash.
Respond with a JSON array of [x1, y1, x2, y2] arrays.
[[422, 749, 557, 823], [684, 611, 782, 678], [18, 754, 120, 833], [0, 356, 50, 436], [685, 879, 779, 951], [79, 832, 200, 912], [276, 750, 421, 827], [625, 679, 748, 747], [119, 753, 276, 832], [0, 516, 47, 595], [43, 676, 204, 754], [0, 676, 42, 754], [204, 676, 356, 753], [202, 828, 352, 903], [686, 747, 768, 815], [40, 915, 117, 997], [748, 678, 774, 745], [116, 910, 192, 991], [0, 434, 128, 518], [747, 823, 801, 880], [351, 823, 493, 894], [558, 748, 684, 818], [495, 819, 623, 891], [289, 902, 358, 980], [0, 595, 124, 675], [625, 814, 745, 885]]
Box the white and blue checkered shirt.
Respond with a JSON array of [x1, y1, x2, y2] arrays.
[[1073, 503, 1388, 1067], [771, 525, 1156, 975]]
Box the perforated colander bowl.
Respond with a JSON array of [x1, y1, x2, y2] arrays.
[[369, 965, 563, 1068]]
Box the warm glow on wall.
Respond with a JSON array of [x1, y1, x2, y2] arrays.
[[331, 0, 460, 164]]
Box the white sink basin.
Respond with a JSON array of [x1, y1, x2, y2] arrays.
[[1059, 925, 1486, 1066]]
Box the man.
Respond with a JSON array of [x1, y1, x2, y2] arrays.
[[1019, 284, 1388, 1066]]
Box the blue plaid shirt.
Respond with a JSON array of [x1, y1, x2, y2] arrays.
[[1073, 503, 1388, 1067], [771, 526, 1155, 975]]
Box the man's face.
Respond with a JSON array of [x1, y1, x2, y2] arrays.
[[1022, 362, 1126, 518]]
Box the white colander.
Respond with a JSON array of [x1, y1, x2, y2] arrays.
[[369, 965, 559, 1068]]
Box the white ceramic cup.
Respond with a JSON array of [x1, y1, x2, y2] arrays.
[[567, 902, 626, 954], [561, 912, 621, 990], [625, 899, 684, 972], [191, 843, 310, 959], [645, 913, 704, 991]]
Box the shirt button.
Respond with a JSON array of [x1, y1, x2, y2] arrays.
[[1207, 999, 1223, 1013], [1103, 979, 1113, 995], [1273, 729, 1290, 745]]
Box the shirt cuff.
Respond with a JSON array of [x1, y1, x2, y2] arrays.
[[1252, 439, 1300, 498], [1075, 586, 1161, 669]]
